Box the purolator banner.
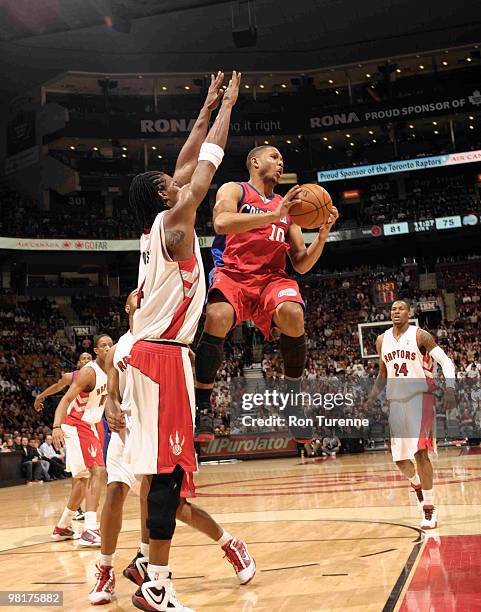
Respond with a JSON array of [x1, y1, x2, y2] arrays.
[[199, 434, 298, 460]]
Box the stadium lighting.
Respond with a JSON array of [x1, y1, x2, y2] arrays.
[[121, 153, 127, 158], [244, 84, 250, 89], [365, 73, 371, 78], [328, 79, 334, 84], [323, 137, 328, 141], [286, 139, 292, 144], [372, 139, 377, 143], [121, 146, 127, 151], [396, 68, 401, 73], [151, 146, 156, 150], [259, 84, 265, 89], [335, 90, 340, 94], [161, 86, 167, 91], [346, 133, 351, 138], [328, 145, 333, 149], [469, 116, 474, 120], [442, 61, 448, 66], [281, 84, 287, 88], [93, 147, 98, 151], [467, 57, 472, 62], [469, 125, 475, 130], [69, 146, 75, 150], [263, 140, 269, 144], [409, 124, 415, 129], [419, 65, 425, 69], [368, 130, 374, 135], [157, 155, 163, 159], [432, 121, 438, 126], [434, 130, 439, 134], [350, 142, 355, 146], [184, 85, 190, 90]]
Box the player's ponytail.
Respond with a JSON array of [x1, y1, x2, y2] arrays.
[[128, 171, 167, 231]]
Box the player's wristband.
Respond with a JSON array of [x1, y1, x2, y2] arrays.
[[52, 425, 62, 429], [198, 142, 224, 169]]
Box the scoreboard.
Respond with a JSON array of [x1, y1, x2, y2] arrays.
[[374, 281, 397, 304]]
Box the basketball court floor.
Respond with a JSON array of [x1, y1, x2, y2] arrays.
[[1, 447, 480, 611]]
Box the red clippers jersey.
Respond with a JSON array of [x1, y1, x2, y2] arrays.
[[212, 182, 291, 275]]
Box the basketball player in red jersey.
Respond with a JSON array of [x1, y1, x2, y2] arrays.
[[51, 334, 113, 546], [90, 291, 254, 604], [195, 145, 339, 440], [368, 300, 456, 529], [127, 72, 249, 611]]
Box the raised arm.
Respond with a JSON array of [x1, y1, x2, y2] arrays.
[[367, 334, 387, 404], [165, 71, 241, 237], [173, 71, 224, 187], [287, 207, 339, 274], [104, 344, 126, 433], [34, 372, 74, 411], [52, 367, 96, 450]]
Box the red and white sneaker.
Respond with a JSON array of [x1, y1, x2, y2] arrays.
[[51, 526, 80, 541], [88, 564, 115, 605], [123, 551, 148, 587], [411, 484, 424, 510], [421, 505, 438, 530], [222, 538, 256, 585], [132, 574, 195, 611], [78, 529, 101, 547]]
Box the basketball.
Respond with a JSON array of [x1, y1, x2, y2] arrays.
[[289, 184, 335, 229]]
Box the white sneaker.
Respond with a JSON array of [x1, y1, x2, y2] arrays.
[[88, 564, 115, 604], [78, 528, 101, 547], [421, 504, 438, 530], [222, 538, 256, 585], [132, 574, 195, 611]]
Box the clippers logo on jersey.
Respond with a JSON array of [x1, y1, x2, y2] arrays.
[[169, 431, 185, 456], [211, 182, 291, 275]]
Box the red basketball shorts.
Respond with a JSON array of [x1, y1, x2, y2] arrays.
[[62, 419, 104, 479], [209, 267, 304, 339], [127, 340, 197, 494]]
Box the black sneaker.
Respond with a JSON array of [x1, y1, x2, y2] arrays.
[[194, 411, 214, 442], [73, 508, 84, 521], [123, 551, 148, 587]]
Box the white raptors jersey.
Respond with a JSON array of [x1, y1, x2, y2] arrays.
[[138, 231, 150, 286], [113, 330, 133, 414], [381, 325, 432, 400], [66, 361, 108, 424], [133, 210, 206, 344]]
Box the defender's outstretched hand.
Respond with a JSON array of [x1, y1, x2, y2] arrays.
[[204, 71, 225, 111], [222, 71, 242, 107]]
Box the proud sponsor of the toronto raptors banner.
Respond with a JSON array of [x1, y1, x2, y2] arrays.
[[317, 150, 481, 182], [199, 434, 298, 459]]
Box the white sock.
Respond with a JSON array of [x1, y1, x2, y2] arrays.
[[422, 489, 434, 505], [217, 530, 233, 546], [85, 511, 97, 530], [147, 564, 170, 581], [58, 507, 76, 529], [140, 542, 150, 558], [100, 553, 113, 567], [409, 474, 421, 487]]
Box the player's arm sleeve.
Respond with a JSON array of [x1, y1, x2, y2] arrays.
[[429, 346, 456, 388]]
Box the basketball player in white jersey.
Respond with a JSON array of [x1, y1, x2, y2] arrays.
[[51, 334, 113, 546], [34, 352, 92, 520], [125, 71, 243, 612], [368, 300, 455, 529], [89, 292, 255, 604]]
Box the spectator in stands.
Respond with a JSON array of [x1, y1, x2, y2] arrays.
[[460, 409, 475, 440], [18, 436, 48, 483], [39, 434, 68, 479]]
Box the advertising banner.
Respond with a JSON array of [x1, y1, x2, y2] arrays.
[[317, 150, 481, 182], [199, 434, 298, 460]]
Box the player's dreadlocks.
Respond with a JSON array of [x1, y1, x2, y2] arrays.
[[128, 171, 168, 230]]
